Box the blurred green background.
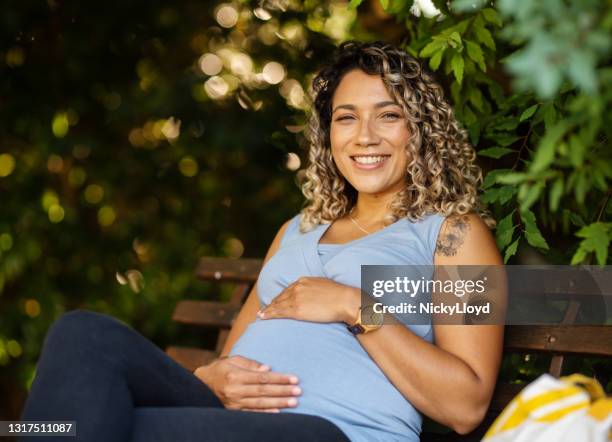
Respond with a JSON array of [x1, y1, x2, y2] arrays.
[[1, 0, 610, 420]]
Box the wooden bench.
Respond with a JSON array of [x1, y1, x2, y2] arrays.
[[166, 257, 612, 441]]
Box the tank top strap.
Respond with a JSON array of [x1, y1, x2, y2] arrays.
[[414, 213, 447, 261], [279, 213, 302, 247]]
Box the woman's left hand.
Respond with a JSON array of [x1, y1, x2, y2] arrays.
[[257, 277, 359, 324]]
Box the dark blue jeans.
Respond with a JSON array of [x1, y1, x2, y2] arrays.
[[20, 310, 351, 442]]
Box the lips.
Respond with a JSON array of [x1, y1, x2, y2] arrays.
[[349, 154, 391, 170]]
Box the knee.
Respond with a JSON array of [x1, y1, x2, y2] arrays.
[[45, 309, 131, 351]]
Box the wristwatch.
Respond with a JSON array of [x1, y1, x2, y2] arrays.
[[347, 304, 384, 335]]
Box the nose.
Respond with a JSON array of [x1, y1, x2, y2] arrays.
[[356, 117, 381, 147]]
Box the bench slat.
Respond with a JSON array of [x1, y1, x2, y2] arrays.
[[504, 325, 612, 357], [172, 300, 241, 328], [195, 257, 262, 282], [166, 346, 219, 372]]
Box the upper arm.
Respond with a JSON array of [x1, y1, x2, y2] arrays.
[[432, 213, 505, 396], [220, 217, 295, 356]]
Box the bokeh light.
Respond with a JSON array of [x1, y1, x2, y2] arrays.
[[41, 190, 59, 211], [51, 112, 69, 138], [179, 156, 199, 177], [48, 204, 65, 223], [68, 167, 87, 187], [223, 237, 244, 258], [47, 154, 63, 173], [230, 53, 253, 76], [161, 117, 181, 140], [216, 4, 238, 28], [24, 299, 40, 318], [84, 184, 104, 204], [253, 7, 272, 20], [199, 53, 223, 75], [0, 154, 16, 177], [285, 152, 301, 171], [98, 206, 116, 227], [204, 76, 229, 99], [0, 233, 13, 251], [262, 61, 285, 84], [5, 46, 25, 67]]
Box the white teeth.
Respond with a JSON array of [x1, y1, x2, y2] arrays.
[[352, 155, 388, 164]]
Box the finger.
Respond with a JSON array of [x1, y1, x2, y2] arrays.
[[242, 408, 280, 413], [239, 384, 302, 398], [226, 355, 270, 372], [260, 298, 291, 319], [239, 397, 299, 410], [238, 370, 300, 385]]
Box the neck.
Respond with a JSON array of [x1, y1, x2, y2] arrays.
[[350, 192, 396, 225]]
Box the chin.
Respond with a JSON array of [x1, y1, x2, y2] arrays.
[[349, 183, 390, 195]]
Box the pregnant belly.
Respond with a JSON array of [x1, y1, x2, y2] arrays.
[[228, 317, 423, 436]]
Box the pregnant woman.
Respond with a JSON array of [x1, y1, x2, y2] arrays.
[[21, 40, 504, 441]]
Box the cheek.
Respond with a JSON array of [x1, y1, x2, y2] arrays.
[[329, 124, 350, 146]]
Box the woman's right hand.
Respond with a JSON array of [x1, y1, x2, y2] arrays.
[[194, 355, 302, 413]]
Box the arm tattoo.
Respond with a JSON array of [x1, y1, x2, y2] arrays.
[[435, 215, 471, 257]]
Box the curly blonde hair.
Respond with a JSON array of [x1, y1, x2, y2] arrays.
[[297, 40, 495, 233]]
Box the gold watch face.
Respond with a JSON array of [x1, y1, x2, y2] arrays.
[[361, 304, 384, 326]]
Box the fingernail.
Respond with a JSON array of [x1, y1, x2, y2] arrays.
[[289, 376, 299, 384], [287, 398, 298, 407], [292, 387, 302, 395]]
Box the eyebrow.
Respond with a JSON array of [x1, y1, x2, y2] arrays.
[[332, 100, 400, 114]]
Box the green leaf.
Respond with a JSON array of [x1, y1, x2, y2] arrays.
[[420, 39, 446, 58], [451, 53, 465, 84], [568, 211, 586, 227], [474, 20, 495, 50], [530, 121, 568, 174], [478, 147, 514, 159], [496, 172, 527, 185], [481, 8, 502, 27], [468, 87, 483, 111], [482, 186, 516, 204], [495, 134, 522, 147], [503, 238, 519, 263], [548, 177, 564, 212], [568, 135, 585, 167], [519, 181, 543, 211], [574, 170, 588, 205], [483, 169, 512, 188], [379, 0, 389, 11], [448, 31, 462, 49], [574, 222, 612, 266], [495, 210, 516, 250], [465, 40, 486, 72], [570, 247, 588, 265], [519, 104, 538, 122], [348, 0, 364, 10], [520, 208, 549, 250], [429, 49, 445, 71]]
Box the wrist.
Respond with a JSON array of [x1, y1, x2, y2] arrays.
[[342, 287, 361, 325]]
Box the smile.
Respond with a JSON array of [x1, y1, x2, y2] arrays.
[[350, 155, 391, 170]]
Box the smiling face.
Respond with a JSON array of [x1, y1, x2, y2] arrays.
[[330, 68, 411, 198]]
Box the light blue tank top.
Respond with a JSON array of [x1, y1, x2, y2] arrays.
[[229, 212, 446, 442]]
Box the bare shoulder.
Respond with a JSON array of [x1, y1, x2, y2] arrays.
[[434, 213, 501, 265]]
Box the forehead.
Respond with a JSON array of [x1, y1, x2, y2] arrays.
[[332, 69, 394, 104]]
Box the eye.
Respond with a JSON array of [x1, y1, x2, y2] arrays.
[[335, 115, 354, 121], [382, 113, 401, 120]]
